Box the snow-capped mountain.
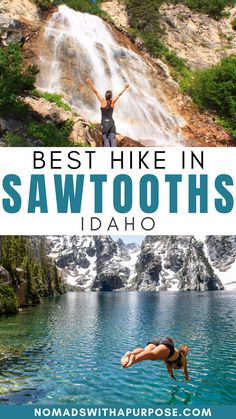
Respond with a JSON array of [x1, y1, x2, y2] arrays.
[[46, 235, 236, 292], [136, 236, 223, 291], [46, 236, 140, 291]]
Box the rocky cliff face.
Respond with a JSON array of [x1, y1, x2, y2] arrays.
[[47, 235, 140, 291], [135, 236, 223, 292], [205, 236, 236, 290], [0, 0, 39, 45], [46, 235, 233, 292], [101, 0, 129, 30], [160, 3, 236, 69]]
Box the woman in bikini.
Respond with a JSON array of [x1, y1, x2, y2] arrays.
[[86, 79, 129, 147], [121, 336, 189, 381]]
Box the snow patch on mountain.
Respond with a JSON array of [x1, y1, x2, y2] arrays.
[[46, 235, 140, 290], [47, 236, 97, 288], [45, 235, 236, 292]]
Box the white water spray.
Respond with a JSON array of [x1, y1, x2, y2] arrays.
[[37, 5, 184, 145]]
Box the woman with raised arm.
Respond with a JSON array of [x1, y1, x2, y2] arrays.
[[121, 337, 189, 381], [86, 79, 129, 147]]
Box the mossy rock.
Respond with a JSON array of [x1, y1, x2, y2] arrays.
[[0, 285, 18, 315]]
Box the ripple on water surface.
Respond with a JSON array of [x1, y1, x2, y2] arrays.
[[0, 292, 236, 405]]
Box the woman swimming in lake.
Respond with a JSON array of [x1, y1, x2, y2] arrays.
[[86, 79, 129, 147], [121, 337, 189, 381]]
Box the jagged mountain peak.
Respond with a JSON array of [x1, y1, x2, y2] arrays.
[[45, 235, 236, 293], [47, 235, 139, 291]]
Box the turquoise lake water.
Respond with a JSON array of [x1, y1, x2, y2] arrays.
[[0, 291, 236, 405]]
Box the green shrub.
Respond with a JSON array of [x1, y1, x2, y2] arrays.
[[143, 32, 187, 71], [124, 0, 163, 34], [217, 117, 236, 136], [3, 132, 28, 147], [75, 141, 90, 147], [232, 18, 236, 30], [33, 0, 54, 10], [27, 120, 73, 146], [88, 122, 96, 131], [63, 0, 111, 20], [124, 1, 187, 72], [0, 43, 38, 115], [0, 285, 18, 315], [173, 0, 234, 18], [143, 33, 166, 56], [163, 50, 186, 72], [184, 55, 236, 134], [34, 0, 112, 20], [37, 91, 72, 111], [179, 67, 195, 91]]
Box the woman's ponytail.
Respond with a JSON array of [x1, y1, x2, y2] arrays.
[[105, 90, 113, 108]]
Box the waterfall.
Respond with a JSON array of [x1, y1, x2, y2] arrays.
[[37, 5, 184, 145]]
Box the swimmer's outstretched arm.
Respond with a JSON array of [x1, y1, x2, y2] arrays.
[[86, 78, 105, 104], [165, 363, 176, 380], [112, 83, 129, 105]]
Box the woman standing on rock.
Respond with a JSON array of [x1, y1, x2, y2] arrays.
[[86, 79, 129, 147], [121, 336, 189, 381]]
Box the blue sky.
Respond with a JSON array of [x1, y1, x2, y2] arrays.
[[111, 236, 144, 244]]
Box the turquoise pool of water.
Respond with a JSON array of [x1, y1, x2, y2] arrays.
[[0, 291, 235, 405]]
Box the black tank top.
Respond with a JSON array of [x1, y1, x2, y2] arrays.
[[101, 103, 116, 134], [101, 104, 114, 122]]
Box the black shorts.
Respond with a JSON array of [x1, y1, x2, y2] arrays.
[[147, 339, 175, 359], [147, 340, 160, 347]]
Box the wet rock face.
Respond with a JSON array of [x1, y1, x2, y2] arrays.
[[160, 3, 236, 69], [136, 236, 223, 291]]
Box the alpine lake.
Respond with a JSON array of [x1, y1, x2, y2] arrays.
[[0, 291, 235, 405]]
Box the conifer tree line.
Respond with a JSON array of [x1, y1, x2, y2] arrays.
[[0, 236, 66, 314]]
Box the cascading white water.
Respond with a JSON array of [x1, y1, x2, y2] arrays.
[[37, 5, 184, 145]]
